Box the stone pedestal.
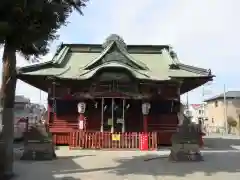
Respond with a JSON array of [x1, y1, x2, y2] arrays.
[[169, 114, 203, 162], [20, 125, 56, 161], [169, 143, 203, 162], [21, 140, 56, 161]]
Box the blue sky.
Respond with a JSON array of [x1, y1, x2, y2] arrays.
[[1, 0, 240, 105]]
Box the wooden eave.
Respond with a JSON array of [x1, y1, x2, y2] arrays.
[[17, 40, 215, 95]]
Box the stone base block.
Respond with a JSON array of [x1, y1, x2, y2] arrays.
[[169, 143, 203, 162], [20, 141, 56, 161], [169, 150, 203, 162]]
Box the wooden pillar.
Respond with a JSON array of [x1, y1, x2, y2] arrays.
[[47, 82, 55, 124], [47, 100, 50, 125], [143, 115, 148, 132], [122, 99, 125, 133], [51, 81, 57, 122], [177, 82, 182, 126], [100, 98, 104, 132], [111, 98, 114, 133]]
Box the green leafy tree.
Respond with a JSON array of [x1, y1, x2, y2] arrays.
[[0, 0, 87, 176], [227, 116, 237, 134]]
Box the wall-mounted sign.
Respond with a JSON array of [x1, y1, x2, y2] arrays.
[[112, 134, 120, 141], [117, 118, 124, 124], [78, 120, 84, 130], [107, 118, 113, 125]]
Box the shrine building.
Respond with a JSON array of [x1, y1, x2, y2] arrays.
[[17, 34, 214, 148]]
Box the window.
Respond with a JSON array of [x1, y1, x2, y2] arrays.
[[199, 110, 202, 114], [214, 101, 218, 107]]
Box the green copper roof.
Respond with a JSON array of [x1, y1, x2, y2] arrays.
[[17, 34, 213, 81]]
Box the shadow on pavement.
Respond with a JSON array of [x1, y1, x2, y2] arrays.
[[14, 154, 95, 180], [108, 151, 240, 177], [13, 136, 240, 179], [53, 151, 240, 177]]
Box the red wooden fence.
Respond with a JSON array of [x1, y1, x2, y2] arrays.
[[52, 132, 70, 145], [69, 131, 157, 150]]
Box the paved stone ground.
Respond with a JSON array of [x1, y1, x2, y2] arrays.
[[12, 135, 240, 180]]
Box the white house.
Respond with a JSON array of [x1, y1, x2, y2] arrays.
[[187, 104, 207, 124]]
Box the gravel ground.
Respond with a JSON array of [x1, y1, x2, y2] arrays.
[[12, 135, 240, 180]]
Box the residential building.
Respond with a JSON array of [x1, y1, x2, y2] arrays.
[[187, 104, 206, 124], [0, 95, 44, 139], [181, 103, 206, 124], [204, 91, 240, 128]]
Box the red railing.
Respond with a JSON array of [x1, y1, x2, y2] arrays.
[[69, 131, 157, 150], [52, 132, 70, 145]]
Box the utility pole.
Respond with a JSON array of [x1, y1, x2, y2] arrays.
[[223, 84, 228, 134], [202, 86, 205, 117]]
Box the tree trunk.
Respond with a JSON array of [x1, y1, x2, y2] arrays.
[[1, 42, 16, 177]]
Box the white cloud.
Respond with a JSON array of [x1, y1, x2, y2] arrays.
[[99, 0, 240, 74], [88, 0, 239, 102], [1, 0, 239, 104]]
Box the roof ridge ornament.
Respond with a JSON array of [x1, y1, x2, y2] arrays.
[[102, 34, 127, 49]]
